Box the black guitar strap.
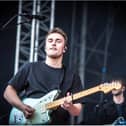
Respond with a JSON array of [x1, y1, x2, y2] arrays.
[[59, 64, 66, 90], [58, 65, 74, 97]]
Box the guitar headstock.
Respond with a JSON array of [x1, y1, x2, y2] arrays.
[[99, 82, 122, 94]]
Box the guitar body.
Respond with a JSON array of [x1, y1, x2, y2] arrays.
[[9, 90, 60, 125]]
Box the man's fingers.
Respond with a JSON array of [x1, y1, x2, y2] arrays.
[[23, 104, 35, 118], [26, 105, 35, 112], [66, 92, 70, 96]]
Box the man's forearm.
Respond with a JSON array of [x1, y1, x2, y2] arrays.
[[3, 85, 24, 110], [68, 103, 82, 116]]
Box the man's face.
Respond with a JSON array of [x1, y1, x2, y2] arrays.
[[45, 33, 66, 58]]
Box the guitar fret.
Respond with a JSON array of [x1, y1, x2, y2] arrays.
[[73, 86, 100, 100], [46, 98, 64, 109]]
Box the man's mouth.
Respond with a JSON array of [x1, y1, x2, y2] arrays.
[[50, 48, 57, 50]]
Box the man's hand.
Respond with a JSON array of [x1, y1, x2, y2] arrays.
[[61, 92, 82, 116], [61, 92, 73, 110], [22, 104, 35, 119]]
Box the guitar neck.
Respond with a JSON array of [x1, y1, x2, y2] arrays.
[[46, 85, 101, 109]]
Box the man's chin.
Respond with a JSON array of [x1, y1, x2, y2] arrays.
[[48, 54, 61, 58]]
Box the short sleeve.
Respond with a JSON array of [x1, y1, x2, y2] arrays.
[[8, 63, 31, 92]]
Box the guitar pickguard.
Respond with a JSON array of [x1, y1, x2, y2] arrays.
[[9, 90, 60, 124]]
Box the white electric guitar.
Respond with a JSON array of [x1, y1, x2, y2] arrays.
[[9, 82, 121, 124]]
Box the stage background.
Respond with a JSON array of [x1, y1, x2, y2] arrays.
[[0, 1, 126, 124]]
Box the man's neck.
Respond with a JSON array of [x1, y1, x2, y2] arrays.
[[45, 57, 63, 68]]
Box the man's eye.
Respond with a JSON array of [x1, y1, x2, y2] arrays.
[[56, 40, 62, 43], [48, 39, 53, 42]]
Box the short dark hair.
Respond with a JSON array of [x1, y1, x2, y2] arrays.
[[110, 77, 126, 87], [45, 27, 68, 46]]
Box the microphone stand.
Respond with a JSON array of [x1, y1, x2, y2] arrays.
[[1, 13, 32, 31], [1, 14, 17, 31]]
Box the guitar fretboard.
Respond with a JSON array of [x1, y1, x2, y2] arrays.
[[46, 85, 101, 109]]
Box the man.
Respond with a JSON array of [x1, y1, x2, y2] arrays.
[[98, 79, 126, 125], [3, 27, 83, 124]]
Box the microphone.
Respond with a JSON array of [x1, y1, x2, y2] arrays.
[[18, 13, 45, 20]]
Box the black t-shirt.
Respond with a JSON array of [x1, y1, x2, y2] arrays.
[[8, 61, 83, 124]]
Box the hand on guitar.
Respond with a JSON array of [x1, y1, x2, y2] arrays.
[[21, 103, 35, 119], [61, 92, 73, 111]]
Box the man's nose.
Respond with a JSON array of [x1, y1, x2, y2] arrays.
[[52, 40, 56, 45]]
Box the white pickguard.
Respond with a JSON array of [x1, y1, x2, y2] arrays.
[[9, 90, 60, 125]]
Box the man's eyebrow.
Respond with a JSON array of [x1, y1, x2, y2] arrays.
[[48, 38, 53, 40], [47, 38, 62, 40], [56, 38, 61, 40]]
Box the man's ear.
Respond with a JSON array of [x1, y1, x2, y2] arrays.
[[63, 46, 67, 53]]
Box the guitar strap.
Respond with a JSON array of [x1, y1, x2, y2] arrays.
[[58, 65, 74, 96], [59, 64, 66, 90]]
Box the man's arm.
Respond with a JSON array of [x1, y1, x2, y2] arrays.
[[61, 92, 82, 116], [3, 85, 35, 118], [67, 103, 82, 116]]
